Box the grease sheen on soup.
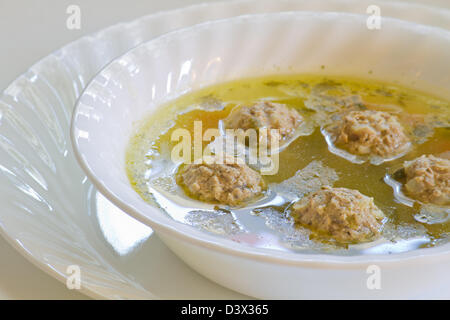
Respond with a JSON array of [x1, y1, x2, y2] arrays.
[[126, 75, 449, 255]]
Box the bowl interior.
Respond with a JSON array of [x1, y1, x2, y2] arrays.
[[71, 12, 450, 261]]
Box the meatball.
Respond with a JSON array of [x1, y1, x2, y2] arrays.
[[330, 110, 410, 158], [179, 156, 264, 205], [291, 187, 386, 243], [403, 155, 450, 205], [223, 102, 302, 145]]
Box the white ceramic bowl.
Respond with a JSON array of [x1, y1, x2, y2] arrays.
[[71, 12, 450, 299]]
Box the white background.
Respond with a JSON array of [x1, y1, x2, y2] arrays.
[[0, 0, 448, 299]]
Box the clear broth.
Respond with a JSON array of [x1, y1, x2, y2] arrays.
[[126, 75, 450, 255]]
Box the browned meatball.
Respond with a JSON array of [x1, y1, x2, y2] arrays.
[[330, 110, 410, 158], [179, 156, 264, 205], [403, 155, 450, 205], [291, 187, 386, 243], [223, 102, 302, 145]]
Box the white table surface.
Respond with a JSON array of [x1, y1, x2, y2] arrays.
[[0, 0, 448, 300]]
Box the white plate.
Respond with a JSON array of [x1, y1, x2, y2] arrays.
[[0, 0, 449, 300]]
